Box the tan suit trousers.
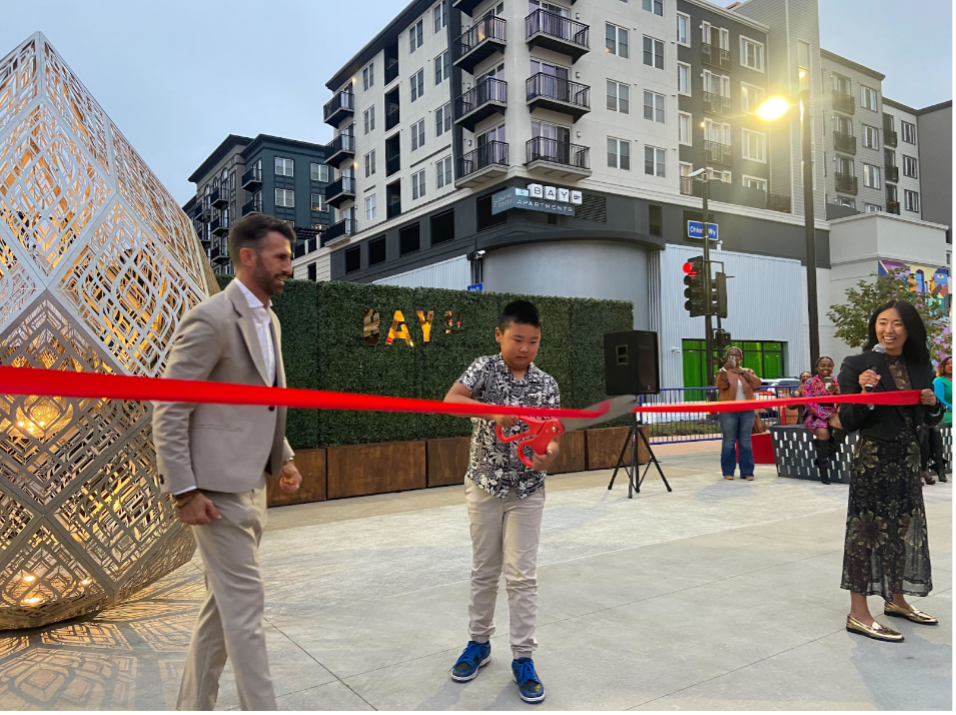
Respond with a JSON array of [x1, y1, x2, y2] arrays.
[[465, 478, 545, 659], [177, 484, 275, 711]]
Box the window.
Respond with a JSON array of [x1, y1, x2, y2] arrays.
[[643, 36, 664, 69], [702, 22, 730, 49], [703, 118, 731, 145], [864, 203, 882, 213], [743, 175, 767, 191], [363, 194, 376, 221], [642, 0, 662, 16], [864, 163, 881, 189], [275, 157, 294, 176], [399, 223, 421, 254], [411, 119, 426, 150], [798, 40, 811, 92], [605, 24, 628, 58], [435, 51, 450, 84], [410, 69, 424, 101], [369, 237, 387, 266], [433, 0, 446, 32], [901, 120, 917, 144], [311, 192, 327, 211], [409, 19, 423, 52], [345, 246, 361, 273], [904, 189, 920, 212], [643, 91, 665, 123], [436, 156, 453, 189], [708, 168, 731, 183], [436, 103, 452, 136], [363, 63, 374, 91], [310, 163, 330, 182], [307, 263, 317, 281], [682, 339, 787, 388], [606, 80, 629, 113], [607, 137, 630, 170], [903, 155, 918, 178], [703, 70, 730, 98], [741, 129, 767, 162], [861, 85, 878, 111], [275, 188, 295, 207], [678, 62, 691, 95], [677, 13, 690, 46], [740, 83, 764, 113], [862, 124, 880, 150], [679, 161, 694, 194], [364, 106, 375, 134], [431, 210, 455, 244], [644, 146, 665, 177], [365, 150, 376, 177], [678, 112, 692, 145], [740, 37, 765, 71], [835, 196, 855, 209], [412, 169, 426, 199]]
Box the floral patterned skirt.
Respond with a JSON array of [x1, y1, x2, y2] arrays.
[[841, 429, 932, 598]]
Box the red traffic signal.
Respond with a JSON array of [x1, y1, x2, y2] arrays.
[[682, 261, 697, 277]]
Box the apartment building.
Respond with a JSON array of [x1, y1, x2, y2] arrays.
[[184, 134, 332, 275], [915, 100, 953, 243], [881, 98, 922, 220]]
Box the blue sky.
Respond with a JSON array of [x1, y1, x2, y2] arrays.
[[3, 0, 951, 204]]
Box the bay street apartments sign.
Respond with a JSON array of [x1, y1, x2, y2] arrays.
[[492, 184, 582, 216]]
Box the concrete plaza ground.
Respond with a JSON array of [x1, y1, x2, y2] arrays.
[[0, 445, 951, 711]]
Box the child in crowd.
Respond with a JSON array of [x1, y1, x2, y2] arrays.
[[443, 300, 560, 704]]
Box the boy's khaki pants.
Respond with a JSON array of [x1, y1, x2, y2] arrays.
[[465, 477, 545, 659]]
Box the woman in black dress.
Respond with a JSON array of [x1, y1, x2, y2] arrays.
[[838, 300, 945, 642]]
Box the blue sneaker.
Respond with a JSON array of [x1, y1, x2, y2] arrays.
[[512, 657, 546, 703], [450, 640, 491, 682]]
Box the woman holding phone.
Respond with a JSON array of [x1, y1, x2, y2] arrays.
[[802, 356, 844, 484], [716, 347, 762, 481]]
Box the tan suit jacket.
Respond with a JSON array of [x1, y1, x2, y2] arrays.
[[153, 279, 294, 495]]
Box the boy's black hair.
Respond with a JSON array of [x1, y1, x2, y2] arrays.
[[498, 300, 541, 331]]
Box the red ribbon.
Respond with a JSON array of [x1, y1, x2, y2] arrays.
[[632, 391, 922, 413]]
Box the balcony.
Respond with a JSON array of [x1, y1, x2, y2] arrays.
[[456, 141, 509, 189], [322, 217, 355, 247], [525, 137, 591, 180], [294, 237, 318, 259], [702, 91, 731, 115], [454, 78, 507, 132], [210, 189, 228, 209], [451, 0, 484, 15], [885, 164, 899, 183], [704, 140, 732, 166], [385, 56, 399, 85], [884, 129, 898, 148], [324, 176, 356, 209], [887, 200, 900, 215], [241, 167, 262, 191], [834, 131, 856, 154], [701, 43, 732, 71], [387, 196, 402, 220], [453, 15, 506, 74], [208, 246, 222, 265], [525, 10, 589, 62], [192, 202, 210, 222], [767, 194, 791, 213], [835, 172, 858, 194], [211, 216, 230, 237], [324, 133, 356, 167], [526, 74, 590, 121], [832, 90, 855, 114], [242, 198, 262, 216], [386, 154, 401, 177], [323, 90, 355, 127], [385, 102, 400, 132]]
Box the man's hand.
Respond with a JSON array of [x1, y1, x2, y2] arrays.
[[494, 415, 520, 430], [176, 492, 221, 526], [920, 388, 939, 406], [279, 460, 302, 493]]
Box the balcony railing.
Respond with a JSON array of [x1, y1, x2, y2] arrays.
[[835, 172, 858, 194], [526, 137, 590, 172], [453, 14, 507, 73], [385, 102, 400, 132], [701, 43, 732, 70], [241, 167, 262, 190], [834, 131, 856, 154], [702, 91, 731, 115], [525, 10, 589, 61], [194, 203, 210, 222], [458, 141, 509, 179], [210, 189, 228, 209], [386, 155, 400, 177], [884, 129, 898, 148], [385, 56, 399, 85], [767, 194, 791, 213], [212, 215, 230, 236], [455, 77, 507, 132], [324, 176, 356, 208], [887, 200, 900, 215], [884, 164, 899, 183], [294, 237, 319, 259], [241, 198, 262, 216], [832, 90, 855, 114], [704, 140, 733, 166], [387, 197, 402, 219], [323, 90, 355, 126], [526, 73, 590, 120], [321, 218, 355, 246], [324, 133, 356, 165]]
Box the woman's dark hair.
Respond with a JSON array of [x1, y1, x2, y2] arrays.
[[813, 355, 834, 371], [937, 356, 952, 378], [863, 300, 931, 365], [228, 212, 296, 265], [498, 300, 541, 331]]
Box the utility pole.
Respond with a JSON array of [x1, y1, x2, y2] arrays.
[[801, 88, 820, 365], [701, 150, 715, 387]]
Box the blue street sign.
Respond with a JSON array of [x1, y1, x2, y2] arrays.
[[687, 220, 718, 241], [467, 283, 483, 292]]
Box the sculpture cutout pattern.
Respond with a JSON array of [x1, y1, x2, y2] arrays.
[[0, 33, 214, 629]]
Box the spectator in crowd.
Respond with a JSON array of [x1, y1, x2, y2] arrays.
[[716, 347, 762, 481], [802, 357, 844, 484], [921, 356, 952, 483]]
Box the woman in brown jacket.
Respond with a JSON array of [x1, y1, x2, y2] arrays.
[[716, 347, 762, 480]]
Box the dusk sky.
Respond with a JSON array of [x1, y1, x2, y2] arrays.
[[4, 0, 951, 205]]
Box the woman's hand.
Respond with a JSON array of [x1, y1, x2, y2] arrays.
[[920, 389, 938, 406], [858, 370, 880, 390]]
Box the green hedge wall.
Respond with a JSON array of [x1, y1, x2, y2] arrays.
[[216, 275, 632, 448]]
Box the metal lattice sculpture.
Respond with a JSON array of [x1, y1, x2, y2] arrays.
[[0, 33, 215, 629]]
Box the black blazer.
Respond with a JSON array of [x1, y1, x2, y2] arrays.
[[838, 351, 943, 440]]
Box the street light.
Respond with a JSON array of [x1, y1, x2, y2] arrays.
[[755, 78, 820, 365]]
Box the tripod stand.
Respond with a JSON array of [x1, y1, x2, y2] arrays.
[[607, 415, 672, 498]]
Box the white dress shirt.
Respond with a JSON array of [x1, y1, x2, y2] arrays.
[[236, 280, 276, 385]]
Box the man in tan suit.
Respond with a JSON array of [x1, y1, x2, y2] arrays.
[[153, 213, 303, 711]]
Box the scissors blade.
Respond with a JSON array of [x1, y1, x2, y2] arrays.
[[560, 395, 638, 433]]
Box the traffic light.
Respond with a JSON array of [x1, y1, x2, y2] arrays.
[[683, 256, 706, 317], [712, 271, 728, 319], [715, 329, 733, 354]]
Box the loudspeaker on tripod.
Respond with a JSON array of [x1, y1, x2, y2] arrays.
[[604, 330, 660, 396]]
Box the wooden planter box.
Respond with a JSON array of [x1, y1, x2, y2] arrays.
[[327, 440, 426, 499], [426, 437, 471, 487], [267, 448, 327, 507], [585, 426, 648, 470], [549, 430, 585, 474]]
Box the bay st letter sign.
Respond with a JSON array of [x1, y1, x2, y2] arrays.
[[491, 184, 582, 216]]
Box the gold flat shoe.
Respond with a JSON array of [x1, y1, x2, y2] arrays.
[[884, 601, 939, 625], [846, 615, 904, 642]]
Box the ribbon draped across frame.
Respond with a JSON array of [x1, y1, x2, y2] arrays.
[[0, 366, 922, 416]]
